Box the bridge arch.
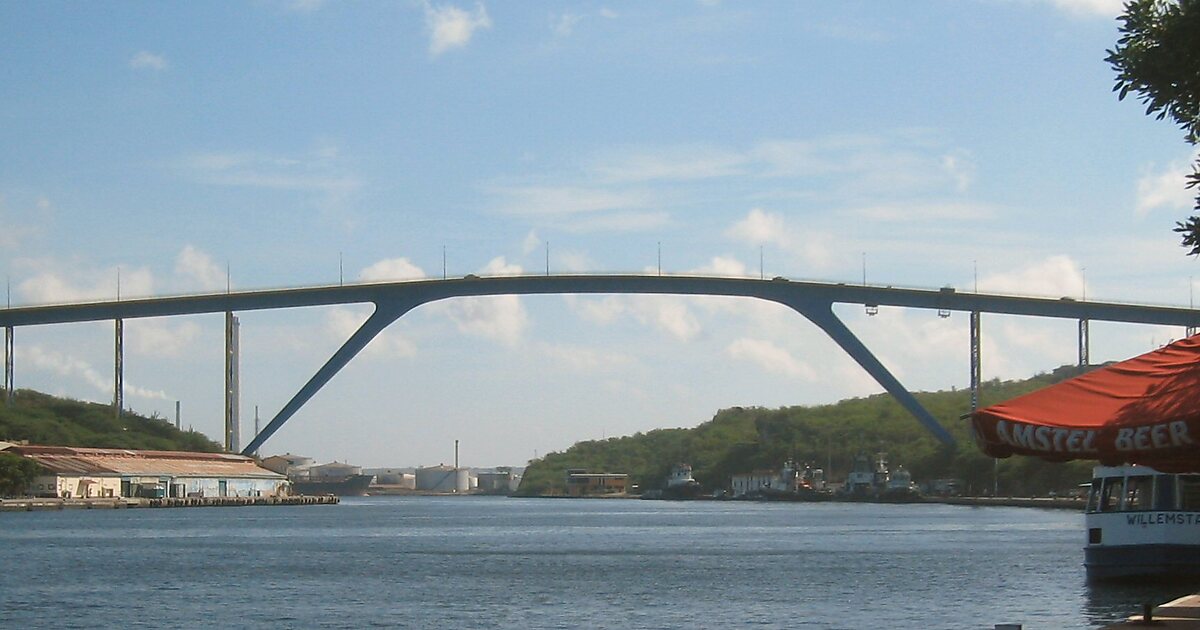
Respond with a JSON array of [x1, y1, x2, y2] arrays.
[[3, 274, 1197, 455]]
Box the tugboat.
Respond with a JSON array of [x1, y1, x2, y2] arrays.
[[880, 465, 922, 502], [659, 463, 704, 499], [1084, 464, 1200, 580]]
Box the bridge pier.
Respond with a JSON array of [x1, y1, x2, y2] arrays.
[[113, 319, 123, 419], [225, 312, 240, 452], [970, 311, 980, 413], [1078, 319, 1090, 366], [4, 325, 12, 406]]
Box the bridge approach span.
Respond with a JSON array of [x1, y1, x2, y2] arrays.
[[2, 274, 1196, 456]]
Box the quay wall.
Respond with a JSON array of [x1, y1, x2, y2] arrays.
[[0, 495, 338, 512]]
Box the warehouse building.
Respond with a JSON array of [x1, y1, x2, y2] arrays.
[[1, 444, 288, 499]]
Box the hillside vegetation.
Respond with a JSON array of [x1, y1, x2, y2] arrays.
[[0, 389, 222, 452], [517, 366, 1098, 497]]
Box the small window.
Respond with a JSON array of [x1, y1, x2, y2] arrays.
[[1098, 477, 1120, 512], [1125, 476, 1153, 511], [1154, 475, 1177, 510], [1180, 476, 1200, 510]]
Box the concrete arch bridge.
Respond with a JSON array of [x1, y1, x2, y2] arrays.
[[1, 274, 1196, 456]]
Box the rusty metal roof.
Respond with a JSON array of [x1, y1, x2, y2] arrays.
[[10, 445, 285, 479]]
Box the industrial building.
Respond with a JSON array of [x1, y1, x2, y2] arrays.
[[477, 467, 520, 494], [565, 469, 628, 496], [365, 468, 416, 489], [415, 465, 470, 493], [259, 453, 314, 476], [1, 443, 288, 499]]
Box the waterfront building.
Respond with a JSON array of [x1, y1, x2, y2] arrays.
[[564, 469, 627, 496], [730, 470, 781, 497], [2, 444, 288, 499]]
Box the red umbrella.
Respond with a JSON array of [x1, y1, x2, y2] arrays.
[[971, 335, 1200, 473]]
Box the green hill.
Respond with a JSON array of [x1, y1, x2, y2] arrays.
[[0, 389, 222, 452], [517, 365, 1100, 497]]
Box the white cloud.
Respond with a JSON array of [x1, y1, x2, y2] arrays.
[[1136, 157, 1196, 217], [127, 319, 202, 358], [130, 51, 168, 71], [727, 208, 786, 245], [1044, 0, 1125, 18], [727, 337, 817, 380], [439, 257, 528, 346], [554, 250, 593, 272], [522, 230, 541, 255], [489, 133, 975, 240], [852, 201, 993, 222], [976, 254, 1085, 298], [563, 211, 670, 233], [19, 265, 154, 304], [588, 146, 746, 183], [569, 294, 701, 341], [492, 185, 653, 216], [424, 2, 492, 56], [551, 12, 583, 38], [177, 149, 362, 200], [693, 256, 751, 277], [0, 196, 38, 249], [359, 258, 427, 282], [175, 245, 226, 291], [20, 345, 170, 401], [724, 208, 835, 271], [538, 342, 633, 372], [327, 307, 416, 358], [283, 0, 325, 12]]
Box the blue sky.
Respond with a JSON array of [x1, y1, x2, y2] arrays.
[[2, 0, 1198, 468]]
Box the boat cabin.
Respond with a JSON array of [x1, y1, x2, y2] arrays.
[[1086, 465, 1200, 514], [1084, 465, 1200, 580]]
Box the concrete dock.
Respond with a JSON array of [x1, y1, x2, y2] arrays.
[[1104, 594, 1200, 628], [0, 495, 339, 511]]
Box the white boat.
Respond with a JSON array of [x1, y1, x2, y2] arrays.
[[1084, 464, 1200, 580]]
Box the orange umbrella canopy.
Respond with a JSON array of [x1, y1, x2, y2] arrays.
[[971, 335, 1200, 472]]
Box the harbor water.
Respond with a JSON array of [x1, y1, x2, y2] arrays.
[[2, 496, 1196, 629]]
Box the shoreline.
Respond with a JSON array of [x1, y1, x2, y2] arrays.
[[510, 494, 1087, 509], [0, 495, 339, 511]]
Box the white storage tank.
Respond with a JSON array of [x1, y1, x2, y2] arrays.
[[415, 465, 469, 493]]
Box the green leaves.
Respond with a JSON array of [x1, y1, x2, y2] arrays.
[[518, 365, 1097, 497], [0, 390, 222, 453], [0, 452, 43, 497], [1108, 0, 1200, 253]]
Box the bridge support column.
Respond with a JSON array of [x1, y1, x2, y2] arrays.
[[114, 319, 123, 418], [1078, 319, 1090, 367], [225, 312, 240, 453], [241, 301, 416, 456], [790, 302, 955, 446], [970, 311, 980, 413], [4, 326, 12, 406]]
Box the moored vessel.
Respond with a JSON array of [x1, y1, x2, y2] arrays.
[[290, 473, 374, 497], [1084, 464, 1200, 580]]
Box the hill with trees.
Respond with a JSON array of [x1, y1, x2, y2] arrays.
[[0, 389, 222, 453], [516, 366, 1098, 497]]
